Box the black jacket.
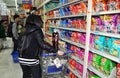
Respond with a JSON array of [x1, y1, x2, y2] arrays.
[[19, 26, 57, 59]]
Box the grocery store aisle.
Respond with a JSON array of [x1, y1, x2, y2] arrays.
[[0, 38, 22, 78]]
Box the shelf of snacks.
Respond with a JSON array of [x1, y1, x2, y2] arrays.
[[45, 0, 86, 14], [91, 31, 120, 39], [67, 64, 82, 78], [46, 1, 87, 19], [60, 38, 85, 49], [49, 26, 86, 33], [90, 48, 120, 63], [88, 52, 117, 78], [88, 66, 108, 78]]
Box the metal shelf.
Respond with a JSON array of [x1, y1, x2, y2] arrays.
[[47, 14, 86, 20], [90, 48, 120, 63], [37, 0, 51, 9], [88, 66, 109, 78], [49, 26, 86, 32], [60, 38, 85, 49], [91, 31, 120, 38], [67, 65, 82, 78], [45, 0, 84, 14], [70, 55, 84, 65], [45, 32, 52, 36], [92, 10, 120, 16]]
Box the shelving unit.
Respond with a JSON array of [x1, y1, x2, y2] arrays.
[[36, 0, 120, 78]]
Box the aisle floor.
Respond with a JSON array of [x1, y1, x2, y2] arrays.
[[0, 38, 22, 78]]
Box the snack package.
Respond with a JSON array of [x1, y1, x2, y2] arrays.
[[79, 33, 86, 45], [110, 38, 120, 57], [80, 2, 87, 13], [91, 17, 97, 31], [90, 34, 95, 48], [117, 15, 120, 34], [77, 63, 83, 76], [94, 35, 106, 51], [104, 37, 113, 52], [111, 14, 118, 33], [92, 54, 102, 70], [59, 8, 65, 16], [117, 64, 120, 78], [88, 52, 92, 66]]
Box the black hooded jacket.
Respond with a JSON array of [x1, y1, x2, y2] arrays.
[[19, 26, 57, 59]]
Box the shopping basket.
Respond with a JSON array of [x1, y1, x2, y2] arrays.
[[11, 50, 19, 63]]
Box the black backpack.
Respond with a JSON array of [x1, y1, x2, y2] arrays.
[[7, 22, 14, 37]]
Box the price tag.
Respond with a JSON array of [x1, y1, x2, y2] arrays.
[[118, 60, 120, 63], [96, 12, 100, 15], [89, 67, 93, 71], [94, 31, 99, 34]]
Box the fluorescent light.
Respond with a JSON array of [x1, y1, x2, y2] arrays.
[[15, 0, 18, 11]]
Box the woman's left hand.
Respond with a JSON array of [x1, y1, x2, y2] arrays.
[[57, 50, 64, 56]]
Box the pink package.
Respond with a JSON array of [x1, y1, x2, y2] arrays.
[[111, 14, 118, 33], [76, 48, 81, 57], [88, 52, 92, 66], [79, 33, 86, 45], [77, 48, 85, 61], [117, 14, 120, 34], [77, 63, 83, 76], [90, 34, 94, 48]]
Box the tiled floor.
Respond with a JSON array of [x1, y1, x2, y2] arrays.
[[0, 38, 22, 78]]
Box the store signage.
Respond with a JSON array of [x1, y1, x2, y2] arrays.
[[22, 4, 32, 9], [22, 0, 32, 9]]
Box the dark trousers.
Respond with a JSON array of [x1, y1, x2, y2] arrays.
[[12, 38, 18, 51], [20, 64, 42, 78]]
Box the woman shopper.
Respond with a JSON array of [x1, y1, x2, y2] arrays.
[[19, 14, 64, 78]]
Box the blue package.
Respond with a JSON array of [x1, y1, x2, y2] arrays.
[[63, 0, 68, 4], [63, 20, 67, 27], [59, 0, 63, 4], [67, 6, 71, 15], [63, 7, 67, 15], [66, 43, 71, 51], [59, 8, 64, 16]]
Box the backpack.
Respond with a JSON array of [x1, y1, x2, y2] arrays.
[[7, 22, 14, 37]]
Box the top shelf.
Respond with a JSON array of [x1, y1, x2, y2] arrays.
[[92, 10, 120, 16], [44, 0, 86, 14]]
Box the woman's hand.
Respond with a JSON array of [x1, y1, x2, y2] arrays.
[[57, 50, 64, 56]]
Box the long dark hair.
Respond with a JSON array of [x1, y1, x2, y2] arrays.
[[25, 14, 43, 28]]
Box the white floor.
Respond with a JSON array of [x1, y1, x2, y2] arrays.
[[0, 38, 22, 78]]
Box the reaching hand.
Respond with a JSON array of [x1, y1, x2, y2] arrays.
[[57, 50, 64, 56]]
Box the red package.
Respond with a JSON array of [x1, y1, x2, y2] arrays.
[[117, 64, 120, 77]]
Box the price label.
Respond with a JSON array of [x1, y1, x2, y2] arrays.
[[94, 31, 99, 34], [96, 12, 100, 15]]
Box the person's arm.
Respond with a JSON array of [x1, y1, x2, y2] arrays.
[[12, 23, 18, 39], [34, 30, 57, 53]]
